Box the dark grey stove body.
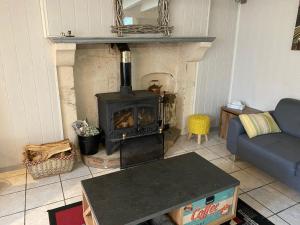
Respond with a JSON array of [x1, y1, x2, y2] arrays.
[[96, 90, 160, 155]]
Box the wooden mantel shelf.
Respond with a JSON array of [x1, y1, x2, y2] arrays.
[[48, 36, 216, 44]]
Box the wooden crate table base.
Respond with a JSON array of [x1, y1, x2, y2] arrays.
[[82, 187, 239, 225], [169, 187, 239, 225], [82, 191, 97, 225]]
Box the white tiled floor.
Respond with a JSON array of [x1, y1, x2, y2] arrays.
[[61, 175, 92, 199], [0, 132, 299, 225]]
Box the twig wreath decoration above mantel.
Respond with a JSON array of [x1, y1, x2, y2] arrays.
[[111, 0, 173, 37]]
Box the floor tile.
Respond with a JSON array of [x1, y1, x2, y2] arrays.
[[60, 163, 91, 181], [278, 204, 300, 225], [206, 144, 232, 157], [239, 193, 273, 217], [183, 144, 204, 152], [0, 168, 26, 179], [25, 201, 64, 225], [27, 174, 60, 189], [164, 145, 186, 158], [26, 182, 64, 210], [92, 168, 120, 178], [268, 215, 289, 225], [269, 182, 300, 203], [231, 170, 267, 192], [227, 157, 252, 169], [62, 175, 91, 199], [0, 212, 24, 225], [0, 191, 25, 217], [176, 135, 198, 144], [201, 137, 222, 147], [248, 185, 296, 213], [238, 188, 244, 195], [213, 135, 226, 144], [0, 173, 26, 195], [88, 166, 109, 174], [65, 195, 82, 205], [178, 140, 205, 152], [194, 148, 220, 161], [244, 167, 274, 184], [210, 157, 241, 173]]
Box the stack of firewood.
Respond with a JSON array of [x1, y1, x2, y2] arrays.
[[26, 139, 72, 162]]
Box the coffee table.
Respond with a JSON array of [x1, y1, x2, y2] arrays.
[[81, 152, 240, 225]]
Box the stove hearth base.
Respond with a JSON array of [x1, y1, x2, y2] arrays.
[[81, 129, 179, 169]]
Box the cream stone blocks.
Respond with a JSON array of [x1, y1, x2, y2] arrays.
[[54, 42, 212, 142], [55, 44, 77, 145]]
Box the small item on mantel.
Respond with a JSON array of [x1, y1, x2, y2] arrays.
[[60, 30, 75, 37], [65, 30, 75, 37]]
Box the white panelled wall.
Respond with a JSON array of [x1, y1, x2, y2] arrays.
[[229, 0, 300, 110], [195, 0, 239, 126], [0, 0, 62, 169], [43, 0, 211, 37]]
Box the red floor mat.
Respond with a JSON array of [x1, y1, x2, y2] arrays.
[[48, 202, 85, 225]]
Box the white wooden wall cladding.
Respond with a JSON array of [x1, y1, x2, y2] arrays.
[[0, 0, 63, 168], [41, 0, 211, 37], [170, 0, 210, 36], [195, 0, 239, 126]]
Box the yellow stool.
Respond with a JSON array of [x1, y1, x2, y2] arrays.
[[188, 114, 210, 144]]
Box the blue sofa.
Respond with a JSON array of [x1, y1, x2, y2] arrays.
[[227, 98, 300, 191]]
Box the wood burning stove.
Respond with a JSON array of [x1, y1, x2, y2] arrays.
[[96, 91, 160, 155], [96, 44, 163, 166]]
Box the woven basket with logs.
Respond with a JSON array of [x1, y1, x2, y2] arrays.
[[23, 139, 75, 179]]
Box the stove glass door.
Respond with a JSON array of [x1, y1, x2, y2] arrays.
[[137, 106, 155, 127], [113, 108, 134, 129]]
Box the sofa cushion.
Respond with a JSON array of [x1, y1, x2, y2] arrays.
[[238, 133, 300, 176], [239, 112, 281, 138], [273, 98, 300, 138]]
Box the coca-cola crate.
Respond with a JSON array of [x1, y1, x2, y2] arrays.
[[169, 186, 238, 225]]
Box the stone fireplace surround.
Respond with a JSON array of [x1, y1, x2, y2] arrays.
[[53, 38, 213, 146]]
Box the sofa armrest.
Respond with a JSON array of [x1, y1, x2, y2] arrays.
[[226, 117, 246, 154]]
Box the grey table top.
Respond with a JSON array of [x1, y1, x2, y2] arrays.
[[81, 152, 239, 225]]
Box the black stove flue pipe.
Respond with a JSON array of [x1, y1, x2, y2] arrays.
[[116, 43, 132, 95]]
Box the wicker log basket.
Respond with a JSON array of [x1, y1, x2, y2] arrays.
[[23, 139, 75, 179]]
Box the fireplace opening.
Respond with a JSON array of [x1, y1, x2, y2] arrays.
[[96, 43, 164, 168]]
